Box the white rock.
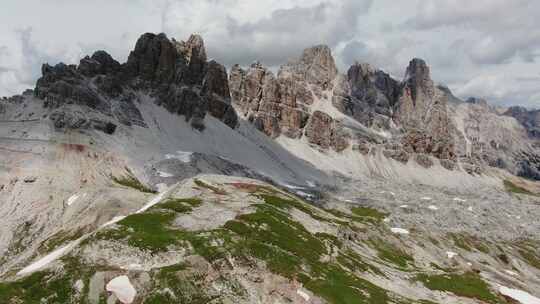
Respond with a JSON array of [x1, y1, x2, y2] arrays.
[[157, 171, 174, 178], [74, 279, 84, 293], [499, 286, 540, 304], [428, 205, 439, 210], [421, 197, 432, 201], [446, 251, 458, 259], [67, 193, 84, 206], [453, 197, 467, 202], [505, 270, 519, 277], [391, 228, 410, 235], [297, 289, 310, 301], [165, 151, 192, 163], [106, 276, 137, 304]]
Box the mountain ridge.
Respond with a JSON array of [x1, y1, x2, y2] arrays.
[[1, 31, 540, 304]]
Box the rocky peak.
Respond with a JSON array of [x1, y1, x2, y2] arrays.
[[278, 44, 337, 91], [466, 97, 489, 107], [175, 34, 207, 63], [78, 51, 121, 77], [504, 106, 540, 139], [346, 62, 400, 108], [33, 32, 238, 132], [299, 45, 337, 86], [173, 34, 207, 85], [403, 58, 434, 104], [125, 32, 179, 84], [396, 58, 455, 162], [437, 85, 463, 104]]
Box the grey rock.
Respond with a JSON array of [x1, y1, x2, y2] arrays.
[[504, 106, 540, 139], [33, 32, 238, 132]]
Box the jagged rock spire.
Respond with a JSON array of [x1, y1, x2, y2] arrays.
[[34, 32, 238, 132]]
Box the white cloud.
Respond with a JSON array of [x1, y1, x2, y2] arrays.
[[162, 0, 373, 67], [0, 0, 539, 109]]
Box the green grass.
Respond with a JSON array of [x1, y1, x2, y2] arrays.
[[112, 173, 156, 193], [369, 239, 414, 269], [154, 198, 203, 213], [39, 228, 85, 253], [517, 246, 540, 269], [448, 233, 491, 253], [96, 211, 177, 252], [145, 262, 217, 304], [504, 180, 538, 196], [223, 195, 392, 304], [325, 207, 386, 225], [337, 250, 383, 275], [303, 264, 389, 304], [351, 206, 388, 222], [52, 192, 414, 304], [0, 255, 101, 303], [0, 271, 72, 303], [416, 272, 502, 304]]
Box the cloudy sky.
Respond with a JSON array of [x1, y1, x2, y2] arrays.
[[0, 0, 539, 108]]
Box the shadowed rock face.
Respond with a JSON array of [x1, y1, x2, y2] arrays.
[[34, 32, 238, 133], [505, 106, 540, 139]]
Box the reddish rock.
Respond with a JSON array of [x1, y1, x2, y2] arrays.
[[304, 111, 349, 152]]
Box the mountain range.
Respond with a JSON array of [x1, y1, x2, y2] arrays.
[[1, 32, 540, 304]]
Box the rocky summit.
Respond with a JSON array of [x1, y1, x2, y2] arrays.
[[35, 33, 237, 133], [1, 31, 540, 304]]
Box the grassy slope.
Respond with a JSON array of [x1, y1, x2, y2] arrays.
[[1, 184, 506, 304]]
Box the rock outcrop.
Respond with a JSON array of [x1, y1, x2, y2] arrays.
[[396, 59, 456, 162], [35, 32, 238, 133], [332, 62, 400, 130], [304, 111, 349, 152], [230, 44, 540, 179], [504, 106, 540, 139]]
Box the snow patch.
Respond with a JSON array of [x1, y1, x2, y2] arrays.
[[453, 197, 467, 202], [136, 186, 171, 214], [17, 239, 82, 275], [165, 150, 192, 163], [66, 194, 80, 206], [467, 206, 474, 212], [421, 197, 432, 201], [390, 228, 410, 235], [17, 186, 172, 276], [499, 286, 540, 304], [106, 275, 137, 304], [100, 216, 127, 228], [446, 251, 458, 259], [74, 279, 84, 293], [297, 289, 310, 301], [428, 205, 439, 211], [505, 270, 519, 276], [158, 171, 174, 178], [399, 205, 409, 208]]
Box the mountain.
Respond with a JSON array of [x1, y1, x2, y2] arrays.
[[1, 32, 540, 304]]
